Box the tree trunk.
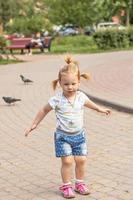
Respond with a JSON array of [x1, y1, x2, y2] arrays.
[[0, 23, 3, 34], [126, 8, 130, 26]]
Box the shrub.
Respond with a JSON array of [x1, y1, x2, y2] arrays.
[[0, 35, 7, 48], [128, 27, 133, 46], [93, 29, 130, 49]]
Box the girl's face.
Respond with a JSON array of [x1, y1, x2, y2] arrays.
[[59, 73, 80, 97]]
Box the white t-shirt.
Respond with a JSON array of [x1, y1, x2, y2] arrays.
[[48, 91, 89, 133]]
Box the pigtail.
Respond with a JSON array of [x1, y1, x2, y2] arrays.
[[52, 79, 59, 90], [80, 73, 90, 80], [65, 55, 73, 64], [65, 55, 79, 66]]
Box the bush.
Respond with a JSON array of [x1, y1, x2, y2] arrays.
[[93, 29, 130, 49], [0, 35, 7, 48], [128, 27, 133, 46]]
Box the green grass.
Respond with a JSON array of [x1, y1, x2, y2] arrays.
[[51, 35, 133, 54], [0, 58, 23, 65], [1, 34, 133, 65], [51, 35, 98, 53]]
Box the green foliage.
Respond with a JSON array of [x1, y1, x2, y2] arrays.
[[0, 59, 23, 65], [0, 35, 7, 48], [26, 15, 46, 35], [0, 0, 48, 31], [0, 0, 28, 28], [7, 18, 28, 35], [127, 27, 133, 46], [45, 0, 95, 28], [45, 0, 133, 28], [92, 0, 115, 23], [94, 0, 133, 26], [0, 0, 12, 28], [93, 29, 131, 49], [110, 0, 133, 26], [51, 35, 97, 53], [1, 0, 133, 36], [7, 15, 52, 36]]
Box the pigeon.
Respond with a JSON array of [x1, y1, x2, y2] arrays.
[[2, 96, 21, 105], [20, 75, 33, 84]]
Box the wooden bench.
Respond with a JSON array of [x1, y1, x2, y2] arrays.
[[7, 37, 52, 54]]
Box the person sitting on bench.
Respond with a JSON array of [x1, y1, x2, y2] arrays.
[[25, 36, 44, 55]]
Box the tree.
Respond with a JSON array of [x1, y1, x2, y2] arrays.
[[113, 0, 133, 26], [93, 0, 133, 26], [0, 0, 48, 31], [0, 0, 28, 31], [44, 0, 96, 28], [92, 0, 115, 23], [0, 0, 13, 29]]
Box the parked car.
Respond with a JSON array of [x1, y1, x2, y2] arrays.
[[58, 27, 79, 36], [97, 22, 125, 30]]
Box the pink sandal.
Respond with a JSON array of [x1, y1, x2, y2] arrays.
[[75, 182, 90, 195], [59, 184, 75, 199]]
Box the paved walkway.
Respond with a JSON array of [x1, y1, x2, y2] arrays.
[[0, 52, 133, 200]]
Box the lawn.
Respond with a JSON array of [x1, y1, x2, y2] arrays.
[[1, 34, 133, 65]]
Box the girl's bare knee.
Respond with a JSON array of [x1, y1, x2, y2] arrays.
[[61, 156, 74, 166], [74, 156, 87, 165]]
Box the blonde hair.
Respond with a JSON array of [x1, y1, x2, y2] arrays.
[[52, 55, 90, 90]]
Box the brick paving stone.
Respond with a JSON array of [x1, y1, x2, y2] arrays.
[[0, 52, 133, 200]]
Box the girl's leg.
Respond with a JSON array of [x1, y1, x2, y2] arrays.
[[61, 156, 74, 183], [74, 156, 90, 195], [74, 156, 87, 180], [59, 156, 75, 198]]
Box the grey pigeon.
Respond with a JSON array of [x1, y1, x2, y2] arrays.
[[20, 75, 33, 84], [2, 96, 21, 105]]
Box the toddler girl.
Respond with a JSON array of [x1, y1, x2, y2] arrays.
[[25, 56, 111, 198]]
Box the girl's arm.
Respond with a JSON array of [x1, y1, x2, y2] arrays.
[[25, 103, 53, 137], [84, 99, 111, 115]]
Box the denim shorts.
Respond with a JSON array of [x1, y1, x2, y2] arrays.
[[54, 129, 88, 157]]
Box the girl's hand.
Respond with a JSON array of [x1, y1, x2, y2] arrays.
[[85, 99, 111, 115], [100, 108, 111, 115], [25, 124, 37, 137]]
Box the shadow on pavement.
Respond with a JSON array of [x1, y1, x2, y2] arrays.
[[83, 91, 133, 115]]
